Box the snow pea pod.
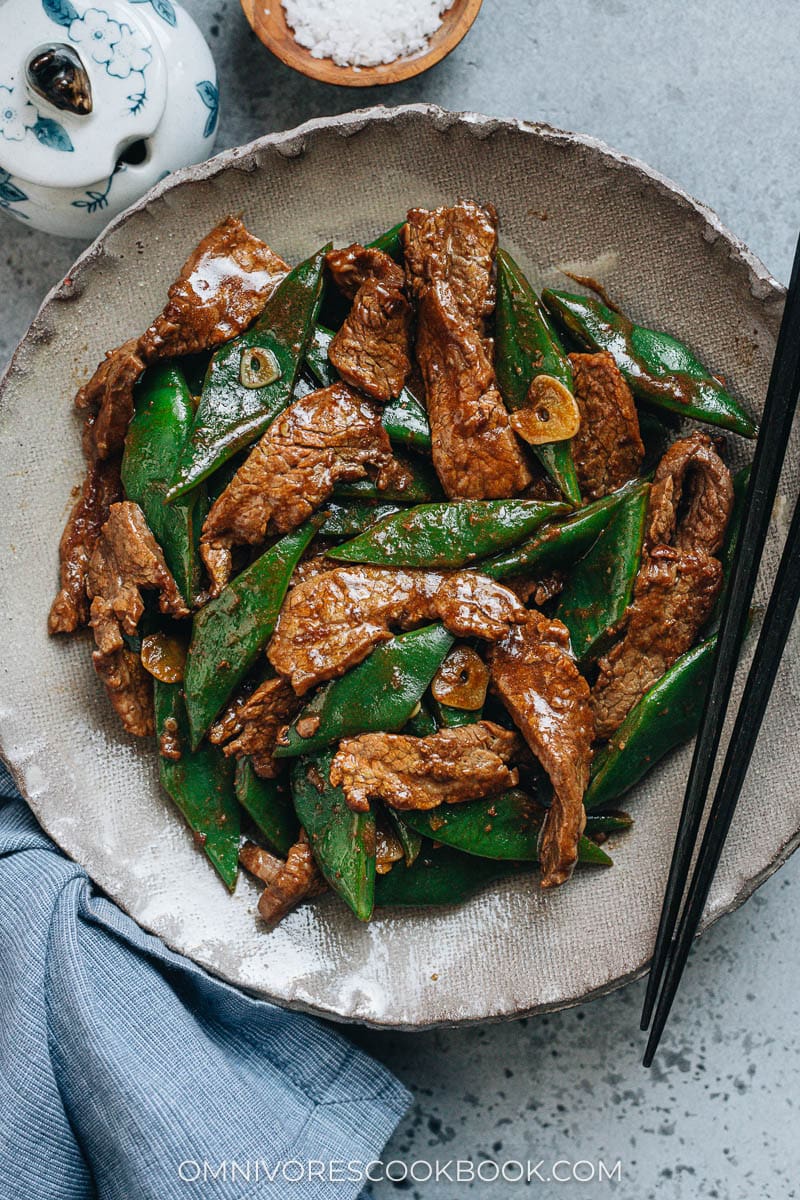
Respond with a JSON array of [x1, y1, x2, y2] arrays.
[[319, 500, 403, 540], [334, 453, 443, 503], [556, 481, 650, 661], [585, 637, 714, 812], [274, 624, 455, 758], [542, 290, 757, 439], [399, 790, 613, 866], [291, 751, 375, 921], [495, 250, 582, 504], [376, 846, 528, 907], [121, 363, 206, 606], [328, 499, 567, 569], [306, 324, 432, 452], [154, 680, 240, 889], [432, 702, 482, 728], [234, 757, 298, 856], [405, 699, 438, 738], [169, 245, 329, 499], [481, 479, 642, 581], [386, 809, 423, 867], [184, 517, 323, 747]]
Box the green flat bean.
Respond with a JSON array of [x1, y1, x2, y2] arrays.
[[235, 757, 298, 856], [184, 517, 322, 746], [291, 751, 375, 921], [154, 680, 240, 889], [274, 624, 455, 758], [121, 363, 206, 606], [329, 499, 567, 569], [481, 479, 642, 581], [556, 482, 649, 661], [542, 290, 757, 439], [399, 790, 613, 866], [495, 250, 582, 504], [376, 846, 529, 907]]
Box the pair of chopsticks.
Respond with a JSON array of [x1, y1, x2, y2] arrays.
[[641, 232, 800, 1066]]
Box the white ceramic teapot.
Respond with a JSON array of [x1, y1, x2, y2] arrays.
[[0, 0, 218, 236]]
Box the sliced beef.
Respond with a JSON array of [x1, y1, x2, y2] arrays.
[[327, 245, 412, 402], [54, 217, 288, 630], [326, 244, 400, 299], [569, 352, 644, 499], [239, 834, 326, 926], [87, 502, 188, 736], [200, 383, 405, 594], [74, 339, 145, 461], [138, 216, 289, 362], [416, 283, 532, 498], [49, 443, 121, 634], [592, 433, 732, 737], [268, 566, 528, 695], [592, 547, 722, 738], [491, 611, 594, 888], [330, 721, 521, 812], [93, 646, 155, 739], [404, 201, 531, 499], [209, 675, 300, 778], [404, 200, 498, 326], [647, 430, 733, 554]]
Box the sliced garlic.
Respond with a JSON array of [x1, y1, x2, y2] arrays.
[[240, 346, 281, 389], [510, 374, 581, 445]]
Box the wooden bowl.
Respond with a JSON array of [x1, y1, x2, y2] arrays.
[[240, 0, 483, 86]]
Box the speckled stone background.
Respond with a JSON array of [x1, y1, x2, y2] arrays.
[[1, 2, 798, 1197]]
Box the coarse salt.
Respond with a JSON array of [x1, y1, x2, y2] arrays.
[[282, 0, 450, 68]]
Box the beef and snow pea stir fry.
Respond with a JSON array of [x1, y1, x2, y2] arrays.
[[49, 202, 754, 927]]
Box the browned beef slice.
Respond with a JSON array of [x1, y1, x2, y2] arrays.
[[404, 200, 498, 326], [592, 547, 722, 739], [93, 646, 155, 739], [592, 433, 732, 737], [569, 352, 644, 499], [491, 611, 594, 889], [87, 502, 188, 735], [416, 283, 532, 498], [75, 339, 145, 460], [330, 721, 521, 813], [55, 218, 288, 628], [210, 676, 300, 778], [647, 431, 734, 554], [268, 566, 527, 696], [49, 441, 122, 635], [239, 834, 325, 926], [327, 245, 412, 402], [200, 383, 405, 594], [138, 216, 289, 362], [326, 244, 396, 298]]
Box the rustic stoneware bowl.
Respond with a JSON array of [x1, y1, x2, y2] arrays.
[[0, 105, 795, 1029]]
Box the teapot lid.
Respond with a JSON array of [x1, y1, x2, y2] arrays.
[[0, 0, 167, 189]]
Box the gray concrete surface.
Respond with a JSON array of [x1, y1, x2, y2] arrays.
[[2, 1, 799, 1196]]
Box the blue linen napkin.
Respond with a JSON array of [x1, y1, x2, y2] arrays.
[[0, 764, 409, 1200]]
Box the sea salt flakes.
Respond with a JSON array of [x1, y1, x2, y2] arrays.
[[282, 0, 450, 68]]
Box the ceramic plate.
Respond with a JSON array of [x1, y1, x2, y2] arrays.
[[0, 105, 796, 1029]]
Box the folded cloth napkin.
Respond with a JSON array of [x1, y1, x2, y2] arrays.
[[0, 764, 409, 1200]]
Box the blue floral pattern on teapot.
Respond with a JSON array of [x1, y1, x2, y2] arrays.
[[0, 0, 219, 236]]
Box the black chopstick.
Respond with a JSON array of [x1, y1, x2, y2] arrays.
[[643, 484, 800, 1064], [640, 231, 800, 1050]]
